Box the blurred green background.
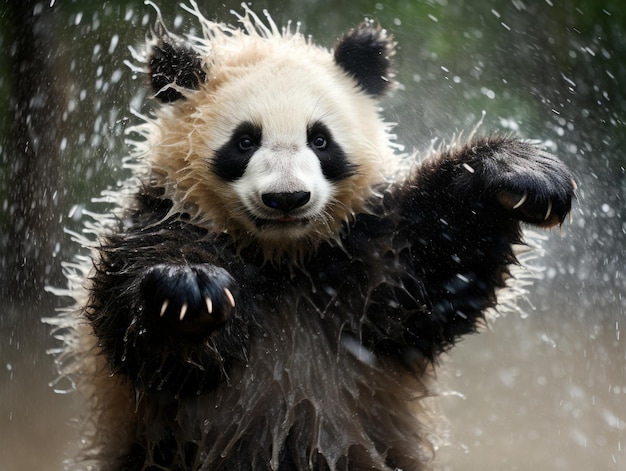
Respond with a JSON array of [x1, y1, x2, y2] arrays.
[[1, 0, 624, 469]]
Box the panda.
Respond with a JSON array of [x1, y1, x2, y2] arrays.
[[54, 3, 575, 471]]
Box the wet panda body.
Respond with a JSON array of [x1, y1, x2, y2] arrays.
[[61, 4, 575, 471]]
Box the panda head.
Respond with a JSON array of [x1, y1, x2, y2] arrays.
[[139, 6, 398, 260]]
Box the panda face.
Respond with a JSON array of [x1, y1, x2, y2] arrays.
[[197, 61, 367, 243], [211, 118, 356, 240], [144, 20, 397, 257]]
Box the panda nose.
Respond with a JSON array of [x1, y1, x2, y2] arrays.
[[262, 191, 311, 212]]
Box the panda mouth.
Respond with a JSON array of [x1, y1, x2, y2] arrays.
[[276, 215, 299, 223], [253, 215, 310, 228], [245, 210, 310, 229]]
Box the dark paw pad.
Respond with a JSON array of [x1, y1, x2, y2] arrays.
[[140, 264, 237, 341]]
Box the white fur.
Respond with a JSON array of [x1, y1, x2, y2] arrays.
[[233, 145, 333, 239]]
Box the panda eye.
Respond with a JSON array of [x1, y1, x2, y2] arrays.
[[238, 136, 255, 152], [311, 134, 327, 150]]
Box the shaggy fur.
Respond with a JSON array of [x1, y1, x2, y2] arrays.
[[51, 4, 575, 471]]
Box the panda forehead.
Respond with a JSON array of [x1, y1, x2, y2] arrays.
[[213, 64, 347, 142]]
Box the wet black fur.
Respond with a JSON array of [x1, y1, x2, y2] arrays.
[[334, 21, 395, 96], [149, 33, 207, 103], [87, 135, 574, 469]]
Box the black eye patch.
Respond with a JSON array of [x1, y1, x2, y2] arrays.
[[307, 122, 358, 181], [212, 122, 262, 181]]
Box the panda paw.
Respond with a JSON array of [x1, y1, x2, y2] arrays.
[[459, 137, 576, 227], [140, 264, 237, 341]]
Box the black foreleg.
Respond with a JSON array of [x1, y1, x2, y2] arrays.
[[86, 190, 251, 395], [362, 136, 575, 360]]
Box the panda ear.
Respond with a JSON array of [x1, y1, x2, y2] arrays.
[[334, 21, 395, 97], [148, 31, 207, 103]]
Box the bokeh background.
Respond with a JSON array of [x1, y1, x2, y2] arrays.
[[1, 0, 624, 469]]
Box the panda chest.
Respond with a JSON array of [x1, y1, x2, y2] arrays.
[[222, 247, 381, 404], [234, 281, 362, 399]]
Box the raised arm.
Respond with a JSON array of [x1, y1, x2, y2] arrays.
[[356, 136, 575, 360]]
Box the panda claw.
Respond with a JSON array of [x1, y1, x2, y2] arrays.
[[224, 288, 235, 308], [179, 302, 188, 321], [205, 297, 213, 315], [512, 191, 528, 209], [544, 200, 553, 221], [160, 300, 169, 317]]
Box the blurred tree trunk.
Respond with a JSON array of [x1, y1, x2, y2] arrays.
[[2, 1, 65, 306]]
